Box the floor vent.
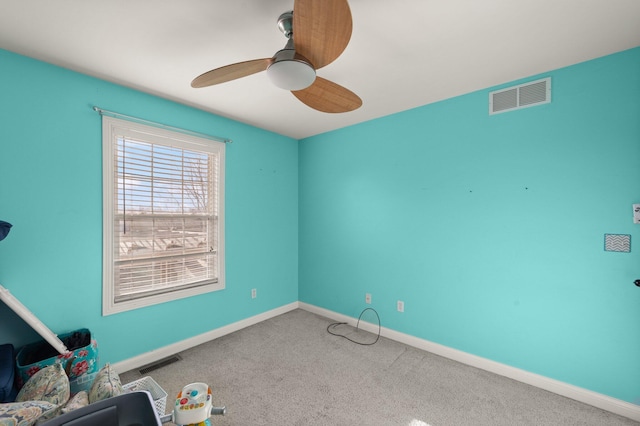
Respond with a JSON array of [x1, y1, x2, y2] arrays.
[[489, 77, 551, 115], [138, 355, 182, 374]]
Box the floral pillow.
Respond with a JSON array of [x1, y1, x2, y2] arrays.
[[88, 364, 123, 404], [15, 363, 69, 407], [15, 363, 70, 424], [60, 391, 88, 414], [0, 400, 57, 426]]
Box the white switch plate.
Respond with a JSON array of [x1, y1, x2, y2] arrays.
[[633, 204, 640, 223], [365, 293, 371, 304], [251, 288, 257, 299], [397, 300, 404, 312]]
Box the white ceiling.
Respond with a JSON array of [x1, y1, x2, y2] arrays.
[[1, 1, 639, 139]]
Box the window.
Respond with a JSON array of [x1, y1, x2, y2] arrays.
[[102, 116, 225, 315]]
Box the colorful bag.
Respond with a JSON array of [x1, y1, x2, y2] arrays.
[[16, 328, 98, 394]]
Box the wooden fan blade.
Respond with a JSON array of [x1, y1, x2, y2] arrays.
[[293, 0, 352, 69], [292, 76, 361, 113], [191, 58, 273, 88]]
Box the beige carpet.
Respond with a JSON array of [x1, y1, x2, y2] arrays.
[[120, 309, 637, 425]]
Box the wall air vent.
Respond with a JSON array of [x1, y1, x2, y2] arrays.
[[489, 77, 551, 115]]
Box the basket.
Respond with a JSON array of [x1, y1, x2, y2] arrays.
[[123, 376, 168, 416]]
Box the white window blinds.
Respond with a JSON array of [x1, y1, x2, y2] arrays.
[[102, 116, 225, 315]]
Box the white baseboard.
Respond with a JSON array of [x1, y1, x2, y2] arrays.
[[111, 301, 639, 422], [111, 302, 299, 375], [298, 302, 640, 422]]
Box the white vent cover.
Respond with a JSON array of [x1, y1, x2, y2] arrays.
[[489, 77, 551, 115]]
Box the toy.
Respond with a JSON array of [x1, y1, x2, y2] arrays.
[[160, 382, 226, 426]]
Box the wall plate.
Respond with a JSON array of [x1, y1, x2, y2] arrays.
[[604, 234, 631, 253]]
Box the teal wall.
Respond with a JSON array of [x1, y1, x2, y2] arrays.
[[299, 47, 640, 403], [1, 46, 639, 405], [0, 49, 299, 363]]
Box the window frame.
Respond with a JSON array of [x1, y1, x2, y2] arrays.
[[102, 116, 225, 315]]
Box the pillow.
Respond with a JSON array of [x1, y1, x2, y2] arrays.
[[88, 364, 123, 404], [16, 363, 69, 406], [14, 363, 69, 424], [60, 391, 88, 414], [0, 400, 57, 426]]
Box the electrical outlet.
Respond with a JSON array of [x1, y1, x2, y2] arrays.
[[365, 293, 371, 304], [397, 300, 404, 312], [251, 288, 257, 299]]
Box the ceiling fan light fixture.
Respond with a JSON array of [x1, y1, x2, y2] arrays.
[[191, 2, 360, 112], [267, 59, 316, 91]]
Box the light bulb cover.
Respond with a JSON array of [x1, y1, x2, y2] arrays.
[[267, 59, 316, 91]]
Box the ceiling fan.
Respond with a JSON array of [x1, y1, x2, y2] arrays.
[[191, 0, 362, 113]]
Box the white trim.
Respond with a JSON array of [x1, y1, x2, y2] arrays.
[[110, 300, 640, 422], [298, 302, 640, 422], [111, 302, 299, 374], [102, 115, 226, 315]]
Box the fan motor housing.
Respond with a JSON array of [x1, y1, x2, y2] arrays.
[[267, 47, 316, 90]]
